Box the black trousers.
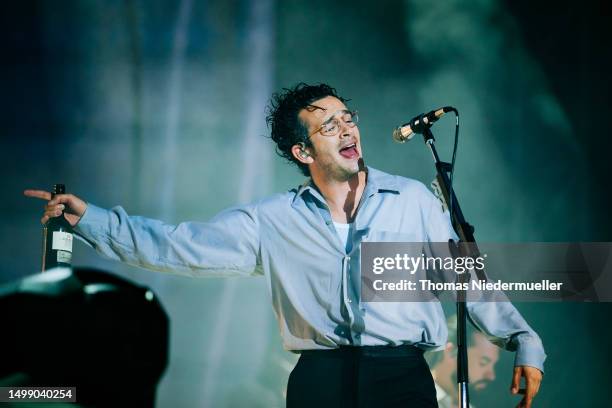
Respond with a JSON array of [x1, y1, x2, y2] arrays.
[[286, 345, 438, 408]]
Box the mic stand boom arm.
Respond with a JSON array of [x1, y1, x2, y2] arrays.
[[420, 126, 486, 408]]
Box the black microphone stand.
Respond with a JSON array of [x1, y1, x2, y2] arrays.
[[419, 124, 486, 408]]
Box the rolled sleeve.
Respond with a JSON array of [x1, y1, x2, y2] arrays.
[[513, 332, 547, 372], [467, 301, 546, 373]]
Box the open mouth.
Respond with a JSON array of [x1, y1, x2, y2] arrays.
[[339, 143, 359, 159]]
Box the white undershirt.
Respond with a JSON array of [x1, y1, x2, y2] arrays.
[[333, 221, 353, 253]]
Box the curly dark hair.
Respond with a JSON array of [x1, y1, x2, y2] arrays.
[[266, 83, 348, 176]]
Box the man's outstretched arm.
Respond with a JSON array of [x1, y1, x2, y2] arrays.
[[24, 189, 261, 277]]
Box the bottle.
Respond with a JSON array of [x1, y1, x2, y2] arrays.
[[41, 184, 74, 271]]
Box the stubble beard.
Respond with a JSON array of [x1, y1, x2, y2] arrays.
[[310, 146, 364, 183], [328, 158, 361, 182]]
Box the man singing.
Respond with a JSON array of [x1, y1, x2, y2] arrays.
[[25, 83, 544, 407]]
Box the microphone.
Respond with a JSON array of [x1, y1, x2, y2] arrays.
[[392, 106, 455, 143]]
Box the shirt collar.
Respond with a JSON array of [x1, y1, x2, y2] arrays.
[[291, 166, 400, 205]]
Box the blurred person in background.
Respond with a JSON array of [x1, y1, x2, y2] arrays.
[[428, 315, 500, 408]]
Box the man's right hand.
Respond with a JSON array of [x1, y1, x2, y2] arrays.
[[23, 189, 88, 227]]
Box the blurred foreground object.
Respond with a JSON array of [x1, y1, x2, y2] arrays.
[[0, 267, 169, 407]]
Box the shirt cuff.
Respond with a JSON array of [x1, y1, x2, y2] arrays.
[[74, 203, 110, 242], [514, 336, 546, 374]]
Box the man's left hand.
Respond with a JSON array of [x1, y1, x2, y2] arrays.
[[510, 365, 542, 408]]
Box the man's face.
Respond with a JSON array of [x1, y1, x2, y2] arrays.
[[467, 333, 499, 391], [297, 96, 363, 181]]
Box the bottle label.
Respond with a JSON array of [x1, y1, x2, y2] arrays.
[[57, 250, 72, 264], [52, 231, 73, 252]]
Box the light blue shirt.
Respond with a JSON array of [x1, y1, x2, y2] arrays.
[[74, 167, 546, 371]]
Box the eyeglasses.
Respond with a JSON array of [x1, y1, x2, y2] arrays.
[[309, 110, 359, 137]]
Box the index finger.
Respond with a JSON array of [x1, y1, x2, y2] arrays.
[[24, 189, 52, 200]]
